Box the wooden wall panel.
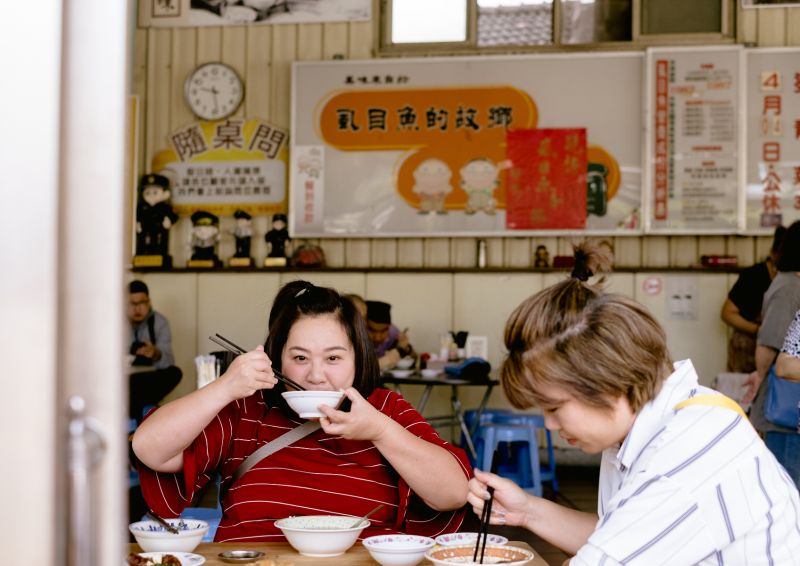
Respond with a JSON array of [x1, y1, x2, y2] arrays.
[[145, 29, 172, 170], [245, 27, 272, 120], [170, 28, 196, 132], [757, 7, 787, 46], [322, 22, 349, 59], [270, 25, 297, 129], [298, 23, 324, 60], [221, 27, 248, 120]]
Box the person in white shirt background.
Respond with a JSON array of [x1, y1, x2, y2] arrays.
[[468, 240, 800, 565]]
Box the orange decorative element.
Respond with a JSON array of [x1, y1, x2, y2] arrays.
[[319, 87, 537, 211], [587, 145, 620, 201], [319, 86, 537, 150]]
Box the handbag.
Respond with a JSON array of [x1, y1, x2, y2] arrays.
[[763, 364, 800, 429]]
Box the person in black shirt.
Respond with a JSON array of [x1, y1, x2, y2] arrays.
[[720, 225, 786, 372]]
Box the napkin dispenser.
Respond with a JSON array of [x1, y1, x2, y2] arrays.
[[445, 357, 491, 380]]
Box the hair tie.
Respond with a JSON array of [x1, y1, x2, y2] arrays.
[[294, 284, 314, 298], [571, 249, 592, 281], [570, 265, 593, 282]]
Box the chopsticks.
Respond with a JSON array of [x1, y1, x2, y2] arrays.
[[209, 333, 307, 391], [474, 449, 500, 564], [146, 510, 179, 534]]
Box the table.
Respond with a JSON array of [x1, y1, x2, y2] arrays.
[[381, 373, 497, 461], [128, 541, 549, 565]]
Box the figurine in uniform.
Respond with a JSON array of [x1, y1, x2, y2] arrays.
[[265, 213, 290, 259], [190, 210, 221, 266], [135, 173, 178, 264], [232, 209, 253, 258]]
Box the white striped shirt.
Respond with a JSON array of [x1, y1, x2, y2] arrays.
[[572, 359, 800, 565]]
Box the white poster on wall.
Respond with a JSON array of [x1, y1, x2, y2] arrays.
[[645, 46, 743, 233], [745, 48, 800, 233], [291, 53, 645, 237]]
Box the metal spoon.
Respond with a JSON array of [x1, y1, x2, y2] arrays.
[[349, 503, 384, 528], [146, 510, 179, 534]]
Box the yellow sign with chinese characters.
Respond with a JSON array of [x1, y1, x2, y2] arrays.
[[155, 118, 288, 217]]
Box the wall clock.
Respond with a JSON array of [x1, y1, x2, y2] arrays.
[[184, 62, 244, 121]]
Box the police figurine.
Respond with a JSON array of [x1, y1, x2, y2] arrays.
[[134, 173, 178, 268], [264, 213, 290, 267], [188, 210, 221, 268], [229, 209, 254, 267]]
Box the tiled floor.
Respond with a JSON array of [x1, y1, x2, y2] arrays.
[[460, 465, 600, 566]]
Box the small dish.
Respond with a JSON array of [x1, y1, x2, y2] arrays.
[[389, 369, 414, 378], [420, 368, 440, 379], [217, 549, 266, 563], [395, 357, 415, 369], [126, 552, 206, 566], [434, 532, 508, 547]]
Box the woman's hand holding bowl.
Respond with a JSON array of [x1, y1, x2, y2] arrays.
[[220, 345, 278, 400], [318, 387, 390, 441]]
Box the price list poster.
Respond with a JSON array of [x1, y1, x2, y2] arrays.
[[645, 46, 743, 233], [745, 48, 800, 232]]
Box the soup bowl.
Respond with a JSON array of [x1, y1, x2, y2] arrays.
[[362, 534, 435, 566], [395, 357, 415, 369], [425, 543, 534, 565], [281, 390, 345, 419], [128, 519, 209, 553], [274, 515, 368, 557]]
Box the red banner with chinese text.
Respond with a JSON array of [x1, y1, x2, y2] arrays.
[[505, 129, 587, 230]]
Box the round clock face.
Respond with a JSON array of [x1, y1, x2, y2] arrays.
[[184, 62, 244, 121]]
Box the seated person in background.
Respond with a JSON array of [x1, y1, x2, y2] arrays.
[[720, 224, 785, 372], [777, 309, 800, 380], [366, 300, 417, 371], [132, 280, 470, 542], [468, 240, 800, 564], [127, 280, 182, 421]]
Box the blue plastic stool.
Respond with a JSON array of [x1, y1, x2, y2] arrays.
[[478, 424, 543, 497], [128, 418, 140, 488], [462, 409, 513, 467], [468, 412, 558, 495], [490, 414, 558, 494]]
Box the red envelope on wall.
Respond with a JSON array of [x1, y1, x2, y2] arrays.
[[505, 128, 587, 230]]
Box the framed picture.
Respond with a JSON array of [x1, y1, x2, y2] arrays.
[[742, 0, 800, 7], [152, 0, 180, 18], [465, 336, 489, 361]]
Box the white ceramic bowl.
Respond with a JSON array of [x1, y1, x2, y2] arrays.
[[389, 369, 414, 378], [395, 357, 415, 369], [282, 390, 345, 419], [274, 515, 368, 557], [420, 368, 441, 379], [128, 519, 209, 553], [434, 532, 508, 547], [362, 534, 435, 566], [425, 544, 533, 565]]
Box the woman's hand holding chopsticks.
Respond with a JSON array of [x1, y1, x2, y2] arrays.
[[219, 344, 279, 400], [467, 468, 532, 529]]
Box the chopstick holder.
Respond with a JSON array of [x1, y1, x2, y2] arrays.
[[232, 420, 321, 482]]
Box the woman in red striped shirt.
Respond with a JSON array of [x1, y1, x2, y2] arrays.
[[132, 280, 471, 543]]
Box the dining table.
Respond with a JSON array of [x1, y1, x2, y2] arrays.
[[128, 540, 550, 565]]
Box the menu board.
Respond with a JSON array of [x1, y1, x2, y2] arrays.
[[645, 46, 743, 233], [291, 53, 644, 237], [745, 48, 800, 233]]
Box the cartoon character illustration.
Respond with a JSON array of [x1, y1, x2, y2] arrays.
[[587, 162, 609, 217], [460, 158, 501, 215], [412, 158, 453, 214]]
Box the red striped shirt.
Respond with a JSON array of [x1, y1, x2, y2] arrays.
[[138, 388, 472, 542]]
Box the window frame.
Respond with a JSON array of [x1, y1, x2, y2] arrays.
[[377, 0, 737, 56]]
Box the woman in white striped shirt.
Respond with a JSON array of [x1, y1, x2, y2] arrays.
[[468, 240, 800, 565]]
